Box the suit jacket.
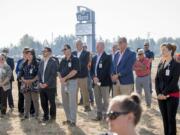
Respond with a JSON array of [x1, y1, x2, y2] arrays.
[[155, 59, 180, 95], [112, 48, 136, 85], [6, 57, 14, 81], [72, 50, 89, 78], [91, 52, 112, 86], [38, 57, 57, 89]]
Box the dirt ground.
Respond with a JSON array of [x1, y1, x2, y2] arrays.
[[0, 58, 179, 135]]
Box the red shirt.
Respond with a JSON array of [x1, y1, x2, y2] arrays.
[[133, 57, 151, 77]]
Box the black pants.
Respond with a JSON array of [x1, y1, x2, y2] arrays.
[[7, 82, 14, 108], [0, 87, 8, 114], [17, 81, 24, 113], [17, 81, 35, 114], [40, 88, 56, 119], [158, 97, 179, 135]]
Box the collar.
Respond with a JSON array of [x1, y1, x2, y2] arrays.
[[77, 49, 83, 53], [97, 52, 103, 57], [43, 56, 50, 62], [119, 48, 127, 55], [65, 54, 73, 61]]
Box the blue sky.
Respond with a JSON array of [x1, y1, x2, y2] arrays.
[[0, 0, 180, 47]]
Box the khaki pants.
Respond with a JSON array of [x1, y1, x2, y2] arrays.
[[77, 77, 90, 107], [113, 81, 134, 96], [94, 85, 109, 115], [24, 92, 39, 118]]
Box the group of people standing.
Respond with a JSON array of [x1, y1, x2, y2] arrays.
[[0, 37, 179, 135]]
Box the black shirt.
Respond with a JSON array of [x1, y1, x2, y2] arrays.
[[59, 55, 79, 80]]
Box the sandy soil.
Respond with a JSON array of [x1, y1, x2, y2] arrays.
[[0, 58, 179, 135]]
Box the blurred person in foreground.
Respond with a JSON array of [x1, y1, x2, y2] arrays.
[[155, 43, 180, 135], [103, 93, 142, 135], [0, 53, 12, 117], [133, 49, 151, 108]]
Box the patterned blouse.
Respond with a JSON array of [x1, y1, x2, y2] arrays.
[[0, 63, 12, 91]]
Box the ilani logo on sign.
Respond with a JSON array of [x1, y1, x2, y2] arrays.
[[76, 11, 90, 22]]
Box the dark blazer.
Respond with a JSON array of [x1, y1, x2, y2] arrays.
[[6, 57, 14, 81], [91, 52, 112, 87], [72, 50, 90, 78], [38, 57, 57, 89], [155, 59, 180, 95], [111, 48, 136, 85]]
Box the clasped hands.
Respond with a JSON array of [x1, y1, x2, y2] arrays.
[[157, 94, 170, 100]]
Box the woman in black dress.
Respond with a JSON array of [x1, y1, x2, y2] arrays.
[[155, 43, 180, 135]]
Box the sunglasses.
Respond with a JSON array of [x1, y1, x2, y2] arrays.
[[42, 50, 49, 53], [62, 48, 69, 51], [106, 111, 129, 120]]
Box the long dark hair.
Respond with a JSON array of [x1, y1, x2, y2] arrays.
[[23, 48, 38, 66]]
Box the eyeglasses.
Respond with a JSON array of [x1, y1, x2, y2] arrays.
[[138, 53, 143, 56], [106, 111, 129, 120]]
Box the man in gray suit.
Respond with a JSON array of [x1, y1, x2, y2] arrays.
[[38, 47, 57, 122]]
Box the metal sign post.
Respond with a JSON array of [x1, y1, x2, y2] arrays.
[[75, 6, 96, 52]]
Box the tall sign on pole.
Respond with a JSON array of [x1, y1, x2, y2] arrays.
[[76, 6, 96, 52]]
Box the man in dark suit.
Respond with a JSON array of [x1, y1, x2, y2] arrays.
[[2, 48, 14, 109], [111, 37, 136, 96], [72, 40, 91, 112], [38, 47, 57, 122], [91, 41, 112, 121]]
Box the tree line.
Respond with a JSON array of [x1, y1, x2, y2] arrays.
[[1, 34, 180, 59]]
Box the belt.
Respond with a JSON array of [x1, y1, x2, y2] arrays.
[[137, 74, 149, 77]]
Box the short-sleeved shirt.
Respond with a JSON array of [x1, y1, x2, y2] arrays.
[[134, 57, 151, 77], [59, 55, 79, 80], [145, 50, 154, 69], [145, 50, 154, 59]]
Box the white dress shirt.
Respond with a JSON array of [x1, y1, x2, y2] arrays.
[[77, 49, 83, 58], [95, 53, 103, 76], [42, 57, 50, 83]]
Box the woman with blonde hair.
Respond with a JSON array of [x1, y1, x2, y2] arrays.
[[155, 43, 180, 135], [0, 53, 12, 116]]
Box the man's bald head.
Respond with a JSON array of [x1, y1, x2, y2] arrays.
[[96, 41, 105, 54]]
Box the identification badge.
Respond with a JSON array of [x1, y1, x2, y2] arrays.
[[68, 62, 72, 68], [99, 63, 102, 68], [165, 69, 170, 76], [30, 69, 33, 74]]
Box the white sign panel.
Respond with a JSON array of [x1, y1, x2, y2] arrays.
[[76, 23, 92, 36]]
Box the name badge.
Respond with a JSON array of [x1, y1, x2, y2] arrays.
[[165, 69, 170, 76], [99, 63, 102, 68], [30, 69, 33, 74], [68, 62, 72, 68]]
